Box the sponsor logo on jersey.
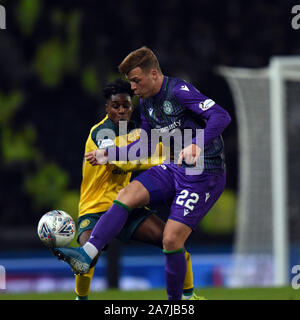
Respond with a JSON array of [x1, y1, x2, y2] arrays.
[[157, 120, 181, 133], [112, 168, 128, 175], [163, 101, 173, 115], [199, 99, 215, 111]]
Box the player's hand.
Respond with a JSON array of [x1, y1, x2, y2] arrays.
[[85, 149, 108, 166], [177, 144, 201, 167], [95, 149, 108, 164], [85, 150, 99, 166]]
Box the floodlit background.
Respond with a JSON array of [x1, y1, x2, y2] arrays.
[[0, 0, 299, 294]]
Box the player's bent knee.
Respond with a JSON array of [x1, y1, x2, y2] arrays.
[[115, 188, 136, 208], [163, 234, 183, 252]]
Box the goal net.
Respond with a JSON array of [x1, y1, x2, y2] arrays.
[[218, 57, 300, 286]]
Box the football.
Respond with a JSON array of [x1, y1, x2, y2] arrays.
[[37, 210, 76, 247]]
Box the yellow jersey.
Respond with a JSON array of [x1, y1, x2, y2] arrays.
[[78, 115, 164, 217]]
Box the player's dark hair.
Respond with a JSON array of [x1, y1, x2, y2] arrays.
[[102, 78, 134, 101], [118, 46, 162, 75]]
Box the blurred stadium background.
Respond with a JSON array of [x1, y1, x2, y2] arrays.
[[0, 0, 300, 298]]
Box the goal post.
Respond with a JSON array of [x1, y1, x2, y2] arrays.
[[218, 56, 300, 286]]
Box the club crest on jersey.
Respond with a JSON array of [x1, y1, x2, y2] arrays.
[[163, 101, 173, 115], [97, 138, 115, 149]]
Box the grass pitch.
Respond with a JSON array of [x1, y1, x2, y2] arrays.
[[0, 287, 299, 300]]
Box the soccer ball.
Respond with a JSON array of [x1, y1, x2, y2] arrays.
[[37, 210, 76, 247]]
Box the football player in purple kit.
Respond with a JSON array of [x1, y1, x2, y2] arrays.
[[54, 47, 231, 300]]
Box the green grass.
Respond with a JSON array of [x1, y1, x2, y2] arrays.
[[0, 287, 299, 300]]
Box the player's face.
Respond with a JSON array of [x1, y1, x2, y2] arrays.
[[126, 67, 158, 99], [106, 93, 133, 124]]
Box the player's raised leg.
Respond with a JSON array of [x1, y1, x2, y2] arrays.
[[86, 180, 149, 252], [53, 180, 150, 274]]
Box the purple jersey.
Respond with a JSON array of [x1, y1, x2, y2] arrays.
[[88, 76, 230, 254], [110, 76, 231, 173]]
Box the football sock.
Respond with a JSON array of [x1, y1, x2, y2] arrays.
[[75, 266, 95, 298], [183, 251, 194, 298], [82, 242, 99, 260], [182, 289, 194, 300], [86, 200, 130, 255], [163, 248, 187, 300]]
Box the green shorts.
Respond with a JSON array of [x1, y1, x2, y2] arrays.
[[77, 207, 155, 244]]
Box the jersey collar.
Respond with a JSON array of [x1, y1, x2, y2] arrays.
[[153, 76, 169, 101]]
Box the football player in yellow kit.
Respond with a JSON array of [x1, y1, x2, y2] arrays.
[[75, 79, 200, 300]]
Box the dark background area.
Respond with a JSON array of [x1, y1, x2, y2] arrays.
[[0, 0, 299, 250]]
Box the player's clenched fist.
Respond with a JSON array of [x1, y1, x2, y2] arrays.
[[177, 144, 201, 167], [85, 150, 98, 166]]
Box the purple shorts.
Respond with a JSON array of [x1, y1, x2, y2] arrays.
[[133, 163, 226, 230]]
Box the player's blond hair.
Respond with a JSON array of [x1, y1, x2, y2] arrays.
[[118, 46, 162, 75]]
